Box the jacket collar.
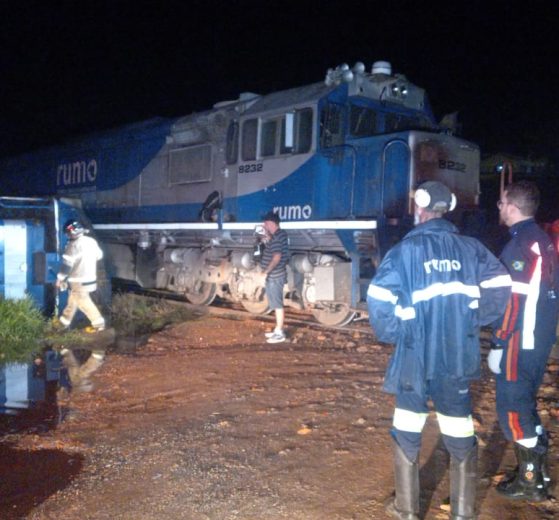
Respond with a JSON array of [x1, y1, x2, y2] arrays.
[[406, 217, 459, 239], [509, 217, 535, 236]]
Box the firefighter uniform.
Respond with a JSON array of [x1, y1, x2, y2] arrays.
[[491, 217, 559, 499], [57, 229, 105, 331], [56, 220, 107, 393]]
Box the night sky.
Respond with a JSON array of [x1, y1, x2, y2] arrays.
[[1, 1, 558, 163]]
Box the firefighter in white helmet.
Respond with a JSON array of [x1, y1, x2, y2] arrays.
[[55, 219, 106, 392], [56, 219, 106, 332]]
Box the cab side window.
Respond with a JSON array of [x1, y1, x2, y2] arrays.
[[295, 108, 313, 153], [279, 108, 313, 155], [241, 119, 258, 161], [261, 120, 277, 157], [225, 121, 239, 164]]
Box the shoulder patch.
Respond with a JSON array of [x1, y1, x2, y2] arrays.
[[512, 260, 525, 271]]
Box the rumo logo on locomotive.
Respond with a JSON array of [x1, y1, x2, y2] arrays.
[[57, 159, 98, 187], [0, 60, 480, 326], [274, 205, 313, 221]]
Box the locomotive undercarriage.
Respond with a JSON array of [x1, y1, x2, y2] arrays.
[[156, 246, 355, 326], [99, 228, 363, 326]]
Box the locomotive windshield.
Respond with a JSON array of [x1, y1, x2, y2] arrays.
[[384, 112, 434, 133], [319, 103, 345, 148], [349, 105, 377, 137]]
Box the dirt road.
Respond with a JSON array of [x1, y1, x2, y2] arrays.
[[1, 313, 558, 519]]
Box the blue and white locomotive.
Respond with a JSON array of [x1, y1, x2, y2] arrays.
[[1, 61, 480, 325]]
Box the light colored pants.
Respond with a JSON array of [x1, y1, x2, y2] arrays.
[[61, 348, 105, 390], [60, 288, 105, 329]]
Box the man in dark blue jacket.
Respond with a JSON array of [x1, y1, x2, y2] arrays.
[[367, 181, 511, 520], [489, 180, 559, 501]]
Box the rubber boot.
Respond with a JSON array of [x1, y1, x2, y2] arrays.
[[385, 439, 420, 520], [496, 442, 547, 501], [450, 441, 477, 520], [504, 434, 553, 488], [497, 433, 550, 492]]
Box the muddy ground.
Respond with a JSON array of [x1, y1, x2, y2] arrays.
[[1, 311, 558, 520]]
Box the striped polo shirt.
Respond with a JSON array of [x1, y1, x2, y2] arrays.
[[261, 228, 289, 279]]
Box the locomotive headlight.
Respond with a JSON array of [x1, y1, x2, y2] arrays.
[[391, 83, 408, 97]]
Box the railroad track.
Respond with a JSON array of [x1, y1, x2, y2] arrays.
[[113, 283, 495, 349], [113, 282, 375, 337]]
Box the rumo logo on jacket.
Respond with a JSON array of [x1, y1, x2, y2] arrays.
[[423, 259, 462, 274]]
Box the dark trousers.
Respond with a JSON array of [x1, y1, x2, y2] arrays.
[[393, 376, 476, 462], [495, 335, 554, 441]]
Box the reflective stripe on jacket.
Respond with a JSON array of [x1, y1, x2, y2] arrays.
[[494, 218, 559, 350], [57, 235, 103, 287], [367, 218, 511, 397]]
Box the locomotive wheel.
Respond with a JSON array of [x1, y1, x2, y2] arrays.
[[241, 296, 270, 315], [185, 282, 217, 306], [311, 304, 356, 327]]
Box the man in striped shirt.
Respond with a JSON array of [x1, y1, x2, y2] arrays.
[[490, 181, 559, 501], [261, 211, 289, 344]]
